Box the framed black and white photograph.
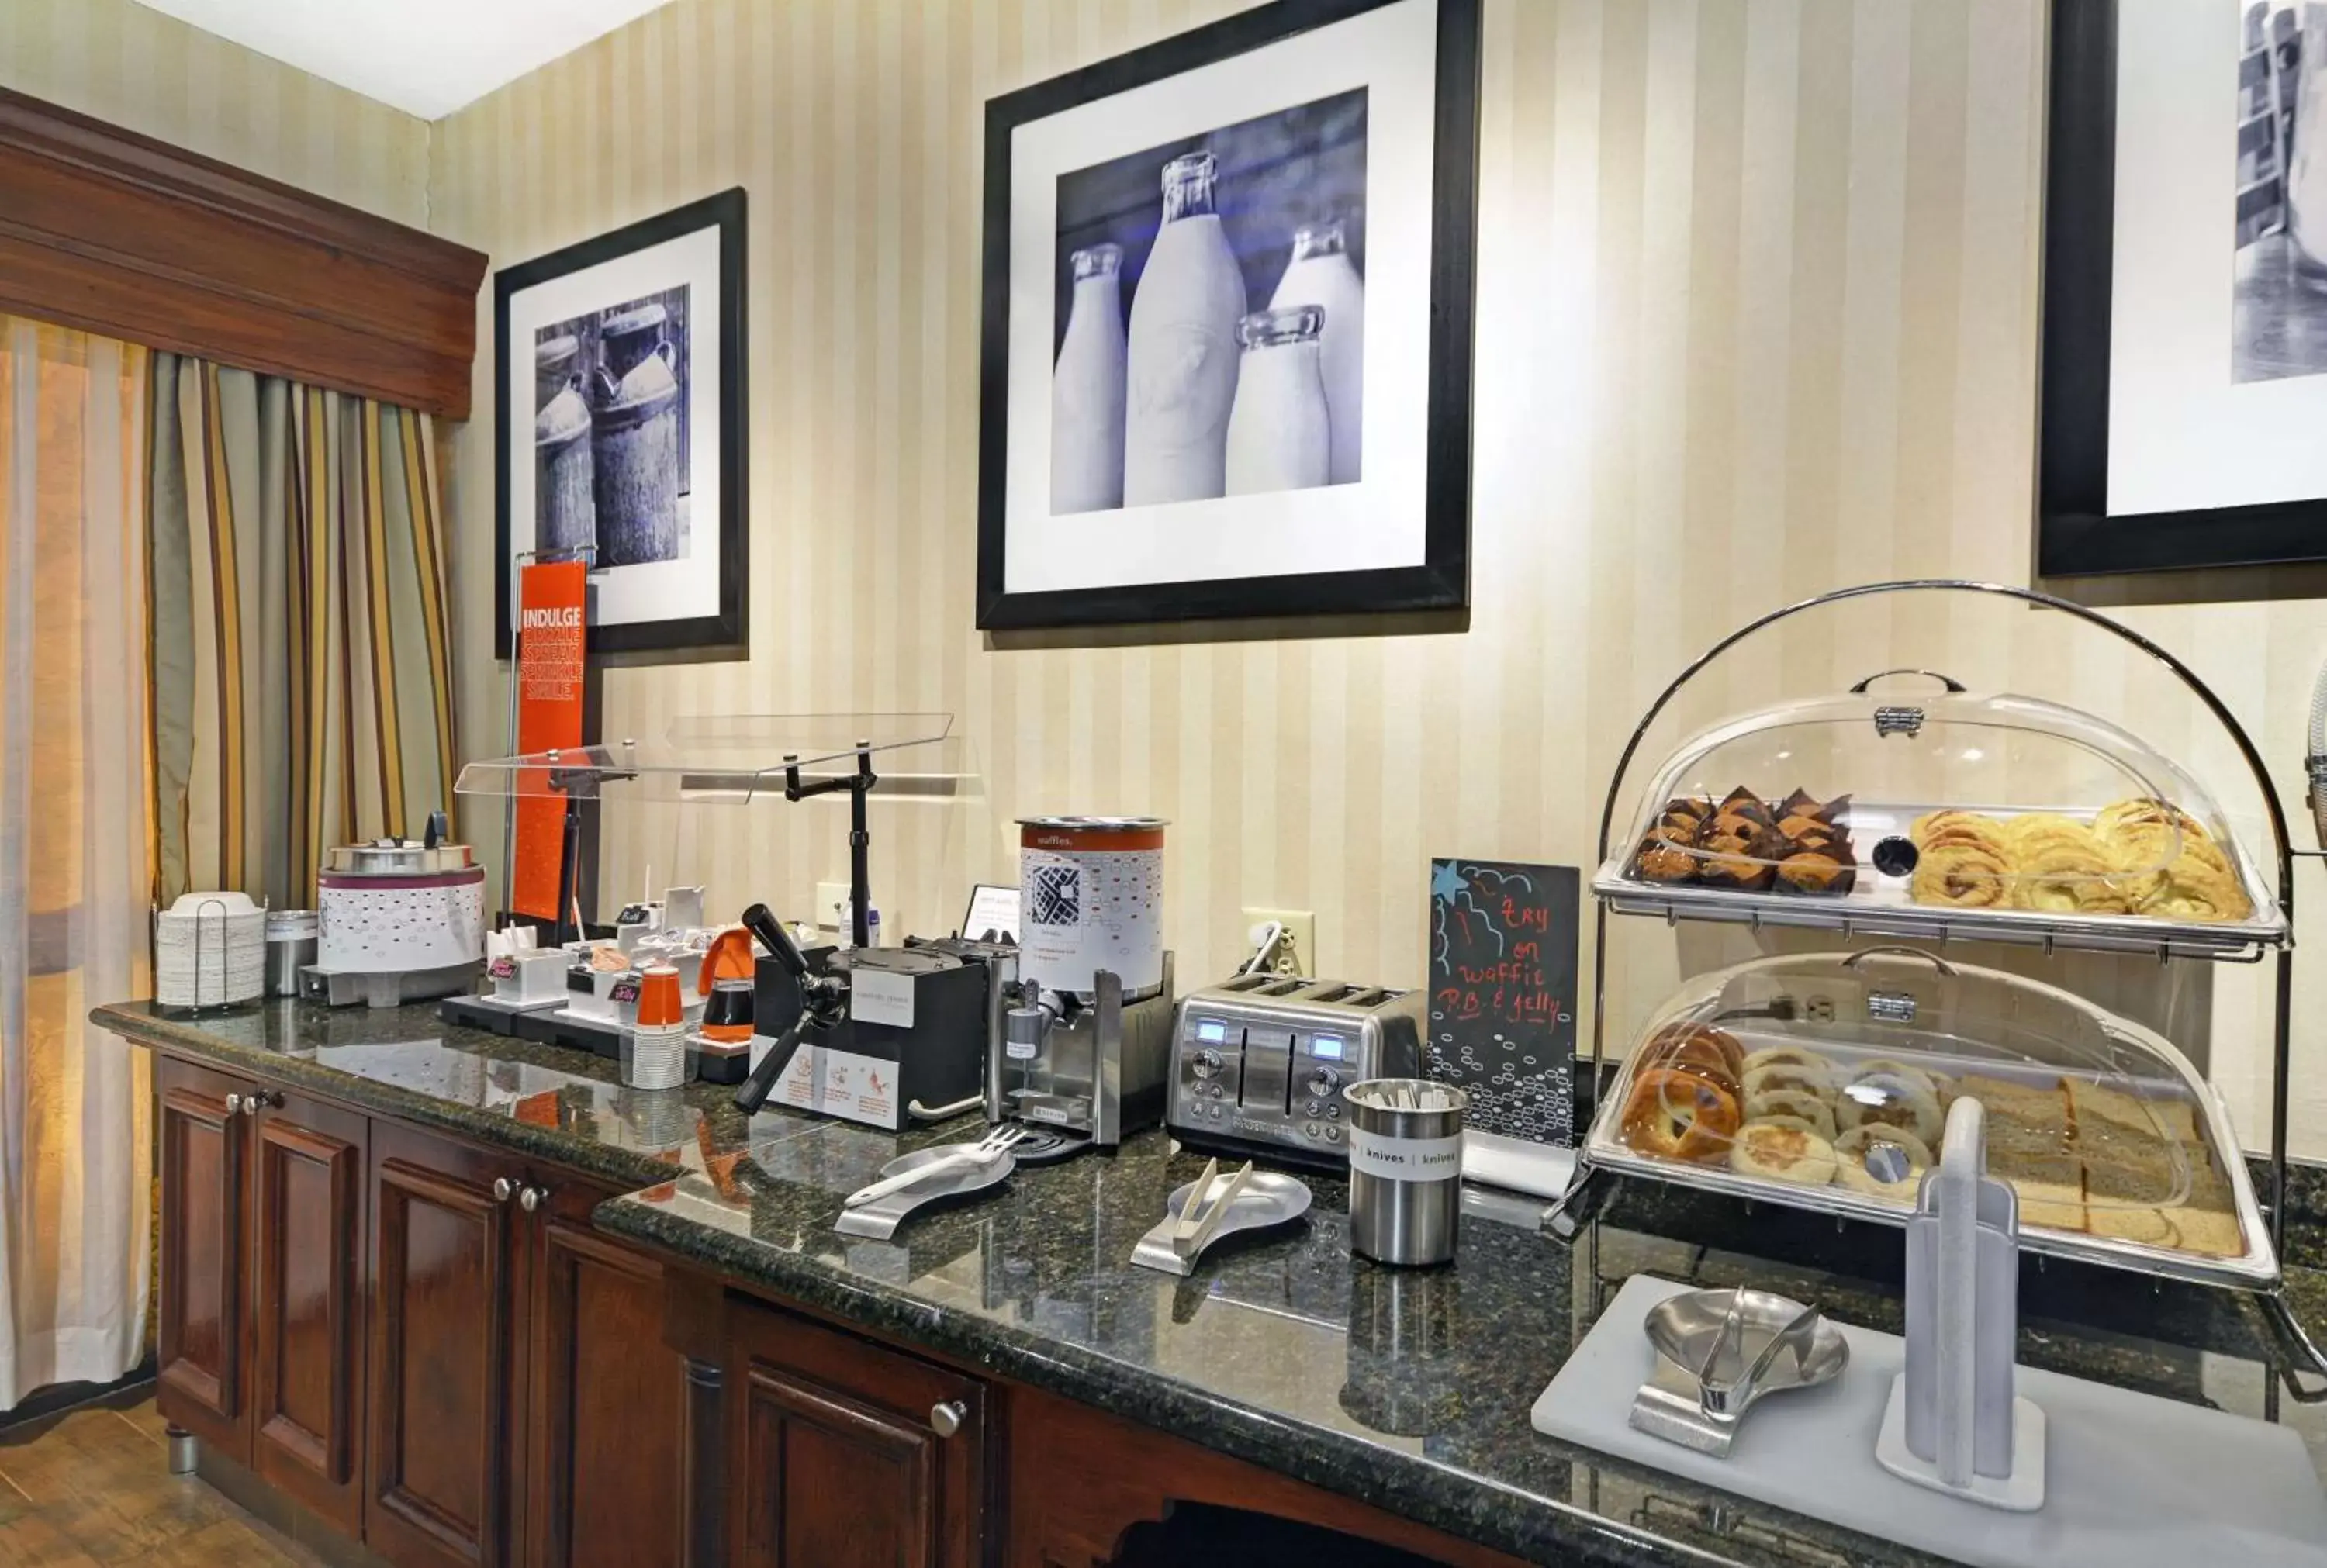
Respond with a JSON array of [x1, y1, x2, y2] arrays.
[[495, 188, 747, 658], [2040, 0, 2327, 576], [977, 0, 1481, 630]]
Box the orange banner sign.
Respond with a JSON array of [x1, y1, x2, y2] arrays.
[[511, 561, 588, 921]]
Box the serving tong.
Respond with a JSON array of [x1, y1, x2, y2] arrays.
[[1628, 1287, 1849, 1456], [1131, 1160, 1313, 1276]]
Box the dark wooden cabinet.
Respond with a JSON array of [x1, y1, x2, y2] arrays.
[[727, 1298, 985, 1568], [157, 1059, 254, 1458], [251, 1090, 370, 1534], [157, 1055, 373, 1540], [366, 1122, 522, 1568], [363, 1119, 688, 1568], [526, 1188, 683, 1568]]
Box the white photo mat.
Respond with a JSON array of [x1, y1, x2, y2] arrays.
[[2106, 2, 2327, 518], [1002, 0, 1439, 596], [503, 226, 725, 629]]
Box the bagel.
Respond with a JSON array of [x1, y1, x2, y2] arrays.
[[1744, 1090, 1837, 1140], [1742, 1046, 1832, 1078], [1619, 1068, 1742, 1165], [1728, 1121, 1839, 1187], [1833, 1124, 1933, 1200], [1835, 1074, 1945, 1148], [1744, 1061, 1834, 1101], [1643, 1021, 1746, 1080]]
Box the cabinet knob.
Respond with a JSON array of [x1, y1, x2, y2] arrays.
[[223, 1093, 242, 1115], [251, 1090, 281, 1112], [519, 1186, 544, 1213], [493, 1177, 515, 1204], [929, 1400, 968, 1438]]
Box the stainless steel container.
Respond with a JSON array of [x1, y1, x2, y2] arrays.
[[1343, 1079, 1465, 1266], [265, 910, 319, 998]]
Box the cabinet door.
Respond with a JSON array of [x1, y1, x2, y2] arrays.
[[251, 1091, 368, 1535], [368, 1122, 520, 1568], [728, 1301, 984, 1568], [156, 1058, 254, 1461], [525, 1183, 684, 1568]]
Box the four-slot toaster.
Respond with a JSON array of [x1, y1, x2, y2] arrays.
[[1167, 973, 1425, 1166]]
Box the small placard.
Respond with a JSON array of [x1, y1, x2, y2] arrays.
[[1426, 858, 1578, 1145], [961, 882, 1021, 944], [852, 967, 917, 1030]]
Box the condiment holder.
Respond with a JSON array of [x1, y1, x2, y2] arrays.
[[1131, 1160, 1313, 1276], [1628, 1286, 1849, 1456]]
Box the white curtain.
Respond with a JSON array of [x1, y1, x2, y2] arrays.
[[0, 316, 153, 1408]]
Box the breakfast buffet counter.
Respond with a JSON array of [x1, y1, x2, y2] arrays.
[[99, 997, 2327, 1568]]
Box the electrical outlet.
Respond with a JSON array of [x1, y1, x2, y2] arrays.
[[815, 881, 852, 928], [1241, 907, 1316, 976]]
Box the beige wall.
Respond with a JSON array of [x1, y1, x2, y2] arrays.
[[0, 0, 430, 227], [422, 0, 2325, 1159]]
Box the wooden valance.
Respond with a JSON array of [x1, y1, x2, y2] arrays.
[[0, 89, 486, 419]]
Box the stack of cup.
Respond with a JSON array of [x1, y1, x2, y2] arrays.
[[621, 965, 693, 1090]]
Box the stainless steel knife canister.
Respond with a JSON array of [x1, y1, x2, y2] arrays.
[[1344, 1079, 1466, 1266]]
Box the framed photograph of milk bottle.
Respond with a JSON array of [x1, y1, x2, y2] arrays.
[[977, 0, 1482, 630], [493, 188, 749, 659], [2038, 0, 2327, 575]]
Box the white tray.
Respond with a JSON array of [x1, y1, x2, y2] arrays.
[[1531, 1275, 2327, 1568]]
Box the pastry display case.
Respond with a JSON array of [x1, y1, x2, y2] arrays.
[[1561, 580, 2322, 1390], [1594, 683, 2286, 960], [1582, 947, 2276, 1288]]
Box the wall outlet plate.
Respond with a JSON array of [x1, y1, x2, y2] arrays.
[[816, 881, 852, 927], [1241, 908, 1316, 976]]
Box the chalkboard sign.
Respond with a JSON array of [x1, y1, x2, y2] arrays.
[[1426, 858, 1578, 1144]]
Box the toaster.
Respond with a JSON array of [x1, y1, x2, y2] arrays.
[[1167, 974, 1426, 1166]]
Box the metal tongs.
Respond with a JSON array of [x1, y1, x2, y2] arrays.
[[1170, 1159, 1254, 1258], [1630, 1287, 1849, 1456], [1129, 1159, 1313, 1276]]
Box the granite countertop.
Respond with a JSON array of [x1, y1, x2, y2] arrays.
[[92, 996, 831, 1190], [604, 1117, 2327, 1568], [95, 998, 2327, 1566]]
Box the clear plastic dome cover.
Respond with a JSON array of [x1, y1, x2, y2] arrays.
[[1585, 947, 2274, 1287], [1599, 686, 2280, 954]]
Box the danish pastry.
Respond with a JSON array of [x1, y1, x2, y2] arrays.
[[2132, 852, 2249, 922], [2009, 838, 2129, 915], [1910, 839, 2011, 907], [1620, 1068, 1741, 1164]]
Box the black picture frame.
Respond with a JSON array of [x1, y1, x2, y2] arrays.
[[493, 188, 749, 659], [976, 0, 1481, 632], [2039, 0, 2327, 578]]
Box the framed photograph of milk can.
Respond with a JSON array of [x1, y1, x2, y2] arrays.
[[2038, 0, 2327, 576], [493, 188, 748, 659], [977, 0, 1481, 631]]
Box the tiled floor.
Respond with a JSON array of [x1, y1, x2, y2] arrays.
[[0, 1389, 323, 1567]]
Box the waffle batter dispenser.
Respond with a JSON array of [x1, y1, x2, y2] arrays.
[[987, 817, 1177, 1152]]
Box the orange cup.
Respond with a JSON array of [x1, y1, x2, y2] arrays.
[[636, 963, 683, 1028]]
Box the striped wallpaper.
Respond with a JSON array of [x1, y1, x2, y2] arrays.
[[427, 0, 2327, 1160], [16, 0, 2323, 1159], [0, 0, 430, 228]]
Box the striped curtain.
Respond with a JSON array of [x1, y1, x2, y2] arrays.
[[149, 357, 457, 909]]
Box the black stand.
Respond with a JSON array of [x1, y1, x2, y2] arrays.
[[783, 743, 878, 948], [548, 765, 632, 945]]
